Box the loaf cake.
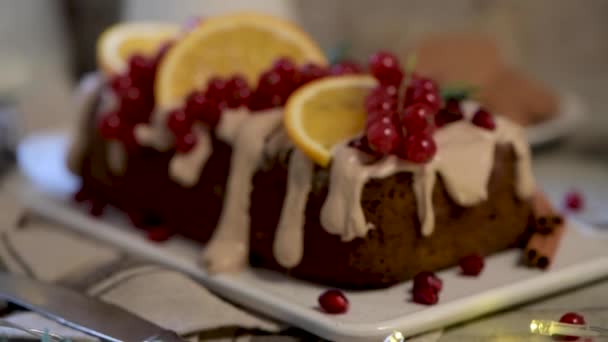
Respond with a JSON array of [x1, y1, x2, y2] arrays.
[[68, 12, 536, 289]]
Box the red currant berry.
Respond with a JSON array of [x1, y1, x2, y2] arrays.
[[205, 77, 229, 106], [402, 133, 437, 163], [400, 103, 436, 135], [412, 285, 439, 305], [435, 99, 464, 128], [225, 75, 252, 108], [110, 74, 134, 93], [166, 109, 193, 135], [410, 75, 439, 93], [128, 54, 155, 86], [256, 70, 288, 106], [368, 51, 404, 85], [299, 63, 328, 84], [329, 60, 363, 75], [272, 57, 298, 82], [147, 227, 173, 242], [247, 89, 274, 111], [185, 92, 222, 126], [366, 120, 401, 155], [405, 87, 441, 112], [459, 254, 484, 276], [116, 86, 152, 116], [413, 271, 443, 293], [99, 111, 123, 139], [174, 130, 198, 153], [558, 312, 586, 341], [564, 191, 584, 211], [471, 108, 496, 130], [318, 289, 349, 314]]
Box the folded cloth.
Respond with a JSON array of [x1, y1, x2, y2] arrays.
[[0, 209, 442, 341]]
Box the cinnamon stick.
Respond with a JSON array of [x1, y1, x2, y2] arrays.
[[524, 191, 566, 269], [531, 190, 563, 234]]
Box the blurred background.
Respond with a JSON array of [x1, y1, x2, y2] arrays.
[[0, 0, 606, 147]]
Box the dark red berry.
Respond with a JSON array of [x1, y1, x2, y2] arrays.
[[405, 87, 441, 112], [110, 74, 134, 92], [256, 70, 287, 106], [402, 133, 437, 163], [116, 86, 152, 117], [558, 312, 586, 341], [205, 77, 229, 106], [400, 103, 436, 135], [225, 75, 252, 108], [472, 108, 496, 130], [272, 57, 298, 82], [367, 110, 397, 130], [247, 88, 274, 111], [299, 63, 328, 84], [413, 271, 442, 293], [367, 120, 401, 154], [368, 51, 404, 85], [459, 254, 484, 276], [147, 227, 173, 242], [435, 99, 464, 128], [99, 112, 123, 139], [366, 95, 398, 114], [128, 54, 155, 86], [412, 285, 439, 305], [564, 191, 584, 211], [329, 60, 363, 75], [166, 109, 193, 135], [174, 130, 198, 153], [185, 91, 222, 126], [410, 76, 439, 93], [89, 199, 106, 217], [318, 289, 349, 314]]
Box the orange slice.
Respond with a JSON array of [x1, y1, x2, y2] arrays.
[[155, 12, 327, 108], [284, 75, 378, 167], [97, 22, 179, 75]]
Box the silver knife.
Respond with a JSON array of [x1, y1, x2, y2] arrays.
[[0, 271, 187, 341]]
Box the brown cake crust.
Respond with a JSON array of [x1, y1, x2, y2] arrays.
[[249, 144, 532, 289]]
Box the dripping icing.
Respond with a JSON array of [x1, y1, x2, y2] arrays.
[[168, 124, 213, 187], [202, 109, 283, 273]]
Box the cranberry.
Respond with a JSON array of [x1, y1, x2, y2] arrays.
[[410, 76, 439, 93], [367, 110, 397, 130], [558, 312, 586, 341], [368, 51, 404, 86], [147, 227, 173, 242], [402, 133, 437, 163], [459, 254, 484, 276], [366, 85, 398, 109], [256, 70, 288, 106], [435, 99, 464, 127], [404, 87, 441, 112], [116, 86, 152, 116], [99, 112, 123, 139], [247, 88, 274, 111], [174, 130, 198, 153], [272, 57, 299, 82], [400, 103, 436, 135], [185, 92, 222, 126], [205, 77, 229, 106], [472, 109, 496, 130], [412, 285, 438, 305], [329, 60, 363, 75], [413, 271, 442, 293], [110, 74, 134, 92], [166, 109, 193, 135], [299, 63, 328, 84], [318, 289, 349, 314], [564, 191, 584, 211], [366, 120, 401, 155], [366, 95, 398, 114], [225, 75, 252, 108], [128, 54, 155, 86], [89, 199, 106, 217]]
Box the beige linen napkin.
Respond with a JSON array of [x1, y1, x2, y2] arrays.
[[0, 206, 442, 341]]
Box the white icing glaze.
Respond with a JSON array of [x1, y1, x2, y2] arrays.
[[319, 118, 535, 242], [215, 108, 250, 144], [202, 109, 283, 273], [273, 149, 314, 268], [133, 117, 174, 152], [168, 124, 213, 187], [106, 140, 127, 175]]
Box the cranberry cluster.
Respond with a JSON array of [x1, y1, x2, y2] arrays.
[[361, 51, 496, 163], [98, 42, 172, 151], [165, 58, 363, 153], [412, 271, 443, 305]]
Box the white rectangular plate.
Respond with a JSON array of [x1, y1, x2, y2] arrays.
[[16, 181, 608, 342]]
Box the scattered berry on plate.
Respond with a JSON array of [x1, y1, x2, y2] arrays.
[[413, 271, 443, 293], [564, 191, 584, 212], [318, 289, 349, 314], [558, 312, 586, 341], [412, 284, 439, 305], [459, 254, 485, 276]]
